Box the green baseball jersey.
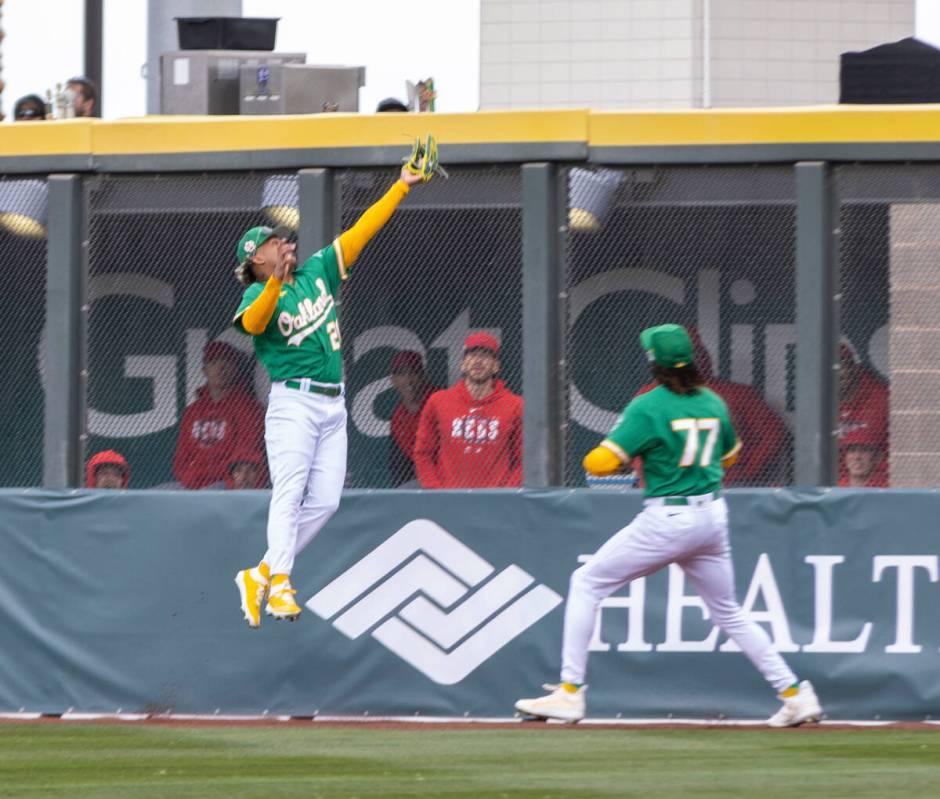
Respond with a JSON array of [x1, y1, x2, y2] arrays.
[[233, 242, 346, 383], [603, 385, 740, 497]]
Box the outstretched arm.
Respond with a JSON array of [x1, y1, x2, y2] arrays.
[[336, 166, 424, 271]]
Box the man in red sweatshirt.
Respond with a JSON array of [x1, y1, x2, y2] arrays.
[[173, 341, 265, 489], [633, 327, 790, 486], [414, 332, 523, 488]]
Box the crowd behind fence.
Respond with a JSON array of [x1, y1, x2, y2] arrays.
[[0, 155, 911, 490]]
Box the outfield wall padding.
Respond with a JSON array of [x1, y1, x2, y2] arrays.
[[0, 488, 937, 720]]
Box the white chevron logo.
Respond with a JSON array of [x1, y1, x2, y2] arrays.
[[306, 519, 563, 684]]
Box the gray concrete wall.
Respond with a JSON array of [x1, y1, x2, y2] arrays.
[[478, 0, 915, 110], [709, 0, 914, 107]]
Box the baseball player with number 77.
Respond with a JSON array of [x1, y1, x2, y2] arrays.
[[233, 137, 440, 628], [516, 324, 823, 726]]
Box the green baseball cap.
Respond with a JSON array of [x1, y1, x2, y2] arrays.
[[235, 225, 292, 264], [640, 324, 694, 368]]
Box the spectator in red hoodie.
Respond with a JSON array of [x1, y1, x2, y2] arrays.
[[634, 327, 790, 486], [86, 450, 130, 489], [389, 350, 438, 487], [173, 341, 265, 489], [414, 332, 523, 488], [838, 342, 888, 486]]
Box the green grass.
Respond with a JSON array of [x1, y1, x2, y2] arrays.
[[0, 723, 938, 798]]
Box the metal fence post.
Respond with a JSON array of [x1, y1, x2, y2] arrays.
[[44, 174, 86, 488], [298, 168, 337, 258], [522, 163, 564, 487], [794, 161, 839, 485]]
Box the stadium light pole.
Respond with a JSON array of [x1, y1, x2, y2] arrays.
[[85, 0, 103, 117]]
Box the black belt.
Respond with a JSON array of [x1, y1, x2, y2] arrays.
[[284, 379, 343, 398]]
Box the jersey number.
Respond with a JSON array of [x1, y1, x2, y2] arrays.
[[327, 320, 342, 351], [671, 418, 720, 467]]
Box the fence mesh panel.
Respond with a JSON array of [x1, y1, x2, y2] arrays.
[[563, 165, 796, 488], [86, 172, 277, 489], [0, 178, 47, 486], [339, 166, 522, 489], [836, 164, 940, 489]]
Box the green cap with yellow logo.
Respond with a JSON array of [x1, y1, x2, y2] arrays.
[[236, 225, 292, 264], [640, 324, 694, 368]]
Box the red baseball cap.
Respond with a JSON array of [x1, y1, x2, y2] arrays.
[[840, 424, 883, 449], [389, 350, 424, 372], [85, 450, 130, 488], [463, 332, 499, 355]]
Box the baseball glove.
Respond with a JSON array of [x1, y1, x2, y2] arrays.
[[404, 134, 448, 182]]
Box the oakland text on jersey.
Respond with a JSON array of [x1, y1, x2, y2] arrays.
[[278, 277, 335, 347]]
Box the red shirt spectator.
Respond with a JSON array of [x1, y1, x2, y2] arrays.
[[838, 343, 888, 486], [414, 333, 524, 488], [388, 351, 438, 486], [86, 450, 130, 488], [173, 341, 265, 489], [634, 327, 789, 485]]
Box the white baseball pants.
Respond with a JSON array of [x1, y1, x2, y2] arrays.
[[262, 381, 347, 576], [560, 496, 797, 693]]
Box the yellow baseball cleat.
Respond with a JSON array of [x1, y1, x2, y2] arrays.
[[234, 561, 270, 629], [266, 575, 302, 621]]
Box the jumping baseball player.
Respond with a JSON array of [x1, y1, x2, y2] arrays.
[[516, 324, 822, 726], [233, 137, 439, 628]]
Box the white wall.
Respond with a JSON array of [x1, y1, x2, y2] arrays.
[[480, 0, 699, 110], [479, 0, 918, 110], [709, 0, 914, 107]]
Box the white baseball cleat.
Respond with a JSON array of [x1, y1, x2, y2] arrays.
[[515, 683, 586, 722], [767, 680, 822, 727]]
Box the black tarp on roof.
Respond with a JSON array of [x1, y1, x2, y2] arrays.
[[840, 37, 940, 104]]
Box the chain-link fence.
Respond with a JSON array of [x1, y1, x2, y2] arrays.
[[339, 166, 523, 489], [564, 165, 796, 487], [86, 172, 277, 489], [0, 178, 47, 486], [14, 157, 937, 491], [836, 164, 940, 489]]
